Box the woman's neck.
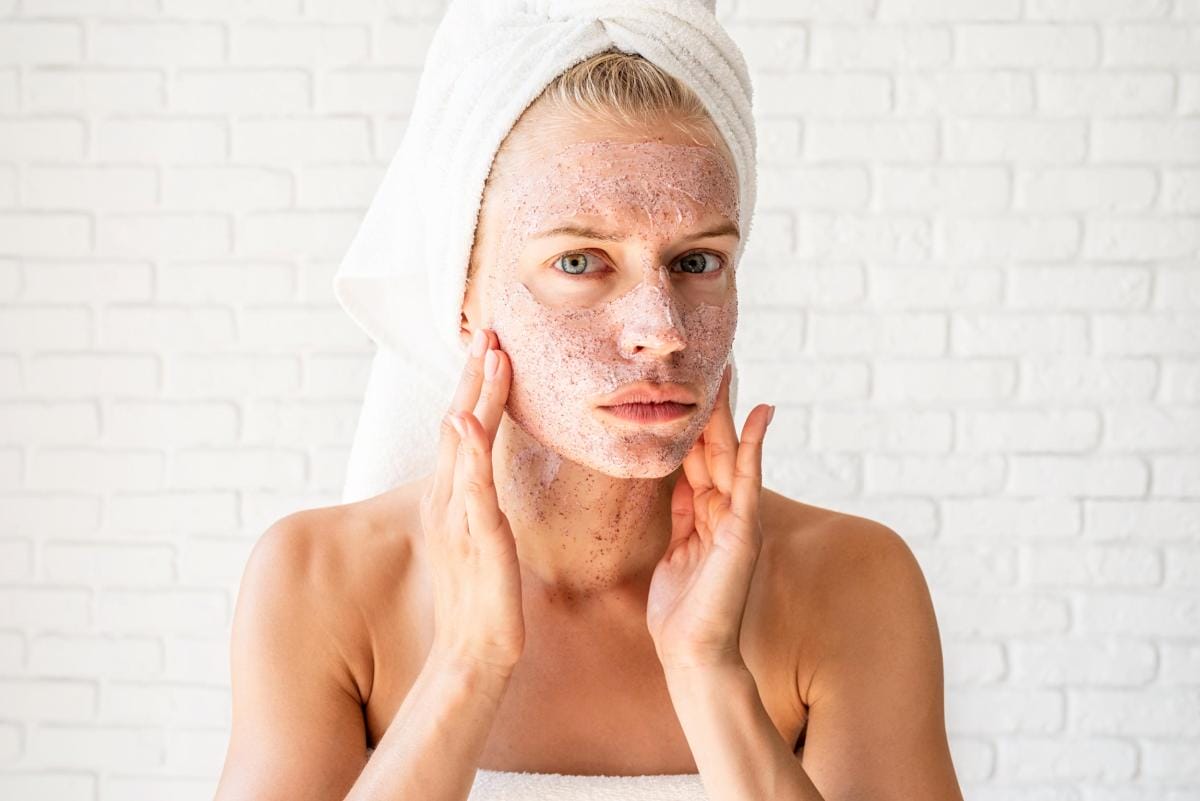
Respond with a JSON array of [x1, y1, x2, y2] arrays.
[[491, 411, 681, 608]]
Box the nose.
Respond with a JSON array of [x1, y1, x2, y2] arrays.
[[615, 268, 687, 359]]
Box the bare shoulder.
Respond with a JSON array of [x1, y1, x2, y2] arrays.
[[255, 485, 426, 707], [757, 500, 959, 797], [756, 489, 931, 701]]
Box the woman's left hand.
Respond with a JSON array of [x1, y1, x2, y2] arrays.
[[647, 363, 774, 673]]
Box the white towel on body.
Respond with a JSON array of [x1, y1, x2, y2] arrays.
[[333, 0, 758, 503]]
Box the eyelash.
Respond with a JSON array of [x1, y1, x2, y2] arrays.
[[551, 250, 727, 280]]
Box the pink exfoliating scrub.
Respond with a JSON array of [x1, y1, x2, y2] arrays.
[[476, 139, 741, 484]]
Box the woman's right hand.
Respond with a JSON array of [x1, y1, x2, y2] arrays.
[[420, 327, 525, 679]]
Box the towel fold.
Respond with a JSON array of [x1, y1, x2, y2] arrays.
[[333, 0, 757, 503]]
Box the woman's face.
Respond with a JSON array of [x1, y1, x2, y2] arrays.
[[468, 126, 741, 478]]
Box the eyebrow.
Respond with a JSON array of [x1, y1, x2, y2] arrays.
[[530, 220, 741, 243]]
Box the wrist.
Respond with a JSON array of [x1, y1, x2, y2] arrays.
[[424, 652, 515, 695]]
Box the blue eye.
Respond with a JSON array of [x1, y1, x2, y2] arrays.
[[551, 250, 726, 279], [675, 251, 722, 275], [555, 252, 593, 275]]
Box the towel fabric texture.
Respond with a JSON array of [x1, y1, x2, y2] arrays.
[[470, 768, 708, 800], [333, 0, 758, 503], [364, 749, 709, 800]]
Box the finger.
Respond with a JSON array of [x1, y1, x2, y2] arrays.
[[704, 362, 739, 497], [730, 403, 771, 528], [681, 433, 713, 540], [452, 410, 506, 546], [472, 340, 511, 442], [668, 468, 695, 552], [431, 328, 494, 508]]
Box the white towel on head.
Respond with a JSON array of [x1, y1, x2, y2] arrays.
[[333, 0, 758, 504]]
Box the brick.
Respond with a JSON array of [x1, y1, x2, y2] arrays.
[[1022, 544, 1163, 587], [944, 119, 1087, 163], [959, 408, 1099, 452], [95, 589, 227, 633], [107, 491, 238, 534], [912, 543, 1017, 589], [0, 21, 82, 64], [1022, 356, 1157, 402], [28, 725, 164, 769], [97, 214, 231, 259], [173, 69, 310, 113], [316, 69, 419, 113], [0, 213, 90, 256], [1036, 72, 1174, 115], [896, 72, 1033, 115], [0, 493, 100, 535], [942, 497, 1081, 541], [1080, 593, 1200, 637], [1105, 24, 1200, 67], [1016, 167, 1158, 213], [1009, 455, 1148, 497], [1009, 266, 1151, 310], [1071, 687, 1200, 735], [805, 120, 938, 161], [1095, 314, 1200, 354], [958, 24, 1100, 68], [0, 306, 93, 349], [878, 166, 1010, 212], [29, 634, 161, 679], [91, 22, 224, 66], [995, 737, 1137, 781], [1011, 638, 1157, 686], [1085, 499, 1200, 542], [28, 448, 164, 491], [866, 453, 1005, 495], [0, 402, 98, 444], [230, 22, 368, 66], [874, 359, 1015, 403], [27, 354, 160, 398], [755, 73, 891, 116], [1105, 407, 1200, 450], [868, 265, 1003, 309], [21, 262, 154, 303], [945, 686, 1065, 733], [952, 313, 1088, 355], [811, 408, 952, 452], [25, 165, 157, 210], [94, 118, 227, 163], [809, 311, 946, 355], [879, 0, 1021, 19], [107, 401, 239, 446], [156, 262, 296, 304], [809, 25, 951, 69], [100, 307, 237, 350]]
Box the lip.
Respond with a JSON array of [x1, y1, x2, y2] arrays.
[[599, 401, 695, 424], [598, 382, 697, 407]]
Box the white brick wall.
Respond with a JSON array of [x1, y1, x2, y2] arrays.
[[0, 0, 1196, 798]]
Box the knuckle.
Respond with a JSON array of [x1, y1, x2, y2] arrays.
[[463, 477, 494, 497]]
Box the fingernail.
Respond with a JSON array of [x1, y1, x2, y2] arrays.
[[449, 413, 466, 437], [471, 329, 486, 357], [767, 405, 776, 426], [484, 349, 498, 380]]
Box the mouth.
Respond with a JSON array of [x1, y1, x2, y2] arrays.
[[598, 400, 696, 424]]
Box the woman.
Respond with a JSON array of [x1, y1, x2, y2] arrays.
[[215, 27, 963, 801]]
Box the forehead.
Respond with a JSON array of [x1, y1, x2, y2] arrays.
[[495, 139, 740, 234]]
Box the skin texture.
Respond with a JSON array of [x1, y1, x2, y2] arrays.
[[460, 112, 742, 605]]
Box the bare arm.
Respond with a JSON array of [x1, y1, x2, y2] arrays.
[[344, 657, 512, 801], [213, 517, 514, 801], [213, 518, 369, 801]]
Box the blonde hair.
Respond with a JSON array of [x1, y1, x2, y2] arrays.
[[467, 49, 733, 278]]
